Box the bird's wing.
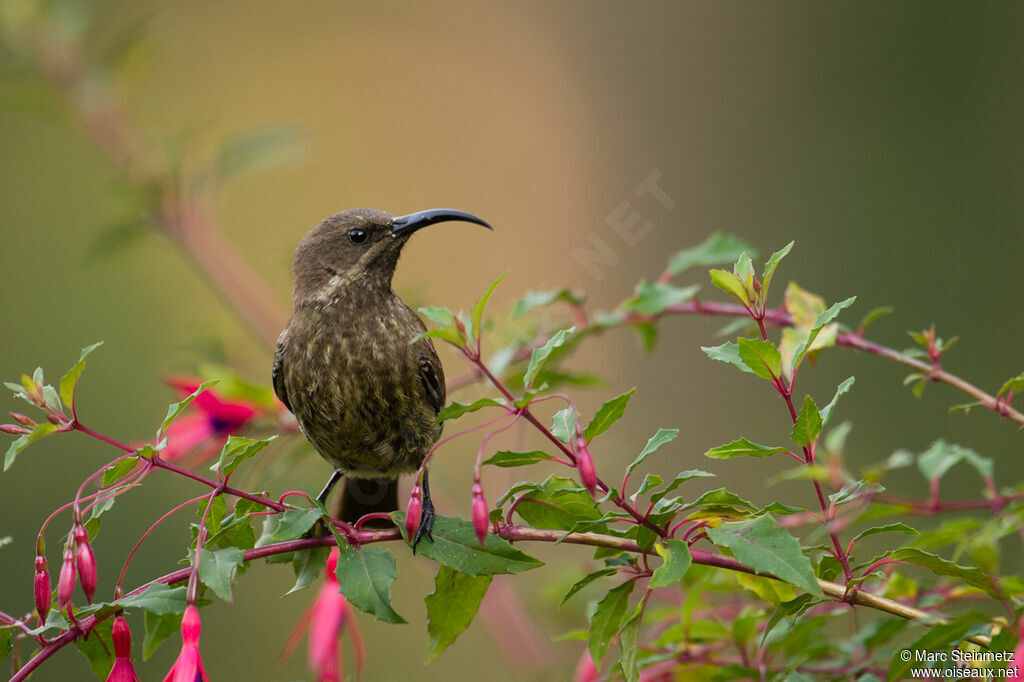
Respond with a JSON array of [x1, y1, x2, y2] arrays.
[[272, 330, 292, 413], [418, 345, 446, 415]]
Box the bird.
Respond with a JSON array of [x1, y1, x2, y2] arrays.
[[272, 208, 492, 548]]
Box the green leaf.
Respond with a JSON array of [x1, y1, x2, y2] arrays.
[[588, 580, 635, 666], [102, 457, 139, 487], [706, 516, 821, 595], [197, 547, 245, 602], [851, 523, 918, 543], [286, 545, 330, 596], [334, 543, 405, 623], [512, 288, 586, 317], [214, 125, 303, 179], [0, 626, 12, 665], [630, 473, 664, 501], [668, 233, 756, 277], [524, 327, 575, 387], [416, 306, 465, 346], [482, 450, 553, 468], [626, 428, 679, 476], [737, 337, 782, 380], [709, 269, 750, 305], [857, 306, 893, 333], [436, 398, 504, 423], [681, 487, 757, 515], [470, 272, 509, 345], [705, 437, 788, 459], [584, 388, 636, 441], [58, 341, 103, 409], [889, 547, 1000, 598], [761, 241, 794, 296], [393, 513, 543, 575], [143, 610, 179, 660], [997, 372, 1024, 398], [649, 539, 692, 588], [819, 377, 855, 427], [4, 422, 57, 471], [550, 407, 576, 443], [917, 440, 992, 481], [158, 379, 219, 439], [510, 476, 601, 531], [117, 583, 188, 615], [74, 615, 114, 679], [790, 296, 856, 371], [209, 435, 275, 478], [622, 281, 699, 315], [618, 600, 643, 682], [790, 395, 822, 448], [701, 341, 755, 375], [562, 568, 618, 604], [425, 565, 492, 662], [254, 508, 321, 547], [887, 616, 987, 681], [649, 469, 715, 504]]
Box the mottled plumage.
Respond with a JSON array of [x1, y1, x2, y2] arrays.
[[273, 207, 491, 543]]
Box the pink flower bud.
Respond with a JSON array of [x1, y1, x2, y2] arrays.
[[576, 440, 598, 496], [10, 412, 34, 426], [74, 525, 97, 603], [34, 554, 51, 622], [57, 542, 76, 610], [0, 423, 29, 434], [405, 484, 423, 541], [471, 482, 488, 547], [47, 412, 63, 425], [107, 614, 140, 682]]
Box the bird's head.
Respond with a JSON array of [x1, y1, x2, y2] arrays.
[[290, 208, 492, 303]]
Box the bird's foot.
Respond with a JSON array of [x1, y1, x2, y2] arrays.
[[411, 472, 435, 554]]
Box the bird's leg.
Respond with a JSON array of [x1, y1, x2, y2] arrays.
[[411, 469, 435, 551], [316, 469, 344, 506]]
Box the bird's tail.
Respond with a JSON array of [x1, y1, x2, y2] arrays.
[[338, 477, 399, 527]]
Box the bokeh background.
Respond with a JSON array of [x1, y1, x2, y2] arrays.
[[2, 2, 1023, 680]]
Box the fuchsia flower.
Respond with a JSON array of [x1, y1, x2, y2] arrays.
[[106, 614, 140, 682], [163, 604, 209, 682], [1009, 617, 1024, 680], [572, 648, 599, 682], [160, 377, 265, 463], [280, 547, 365, 681], [471, 482, 489, 547]]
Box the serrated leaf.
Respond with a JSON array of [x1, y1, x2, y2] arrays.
[[509, 476, 601, 531], [790, 297, 856, 372], [436, 398, 503, 423], [852, 523, 918, 543], [102, 457, 139, 487], [425, 565, 492, 662], [197, 547, 244, 602], [209, 435, 275, 478], [668, 233, 756, 276], [619, 600, 643, 682], [701, 341, 755, 375], [737, 337, 782, 380], [790, 395, 822, 448], [705, 437, 788, 459], [650, 469, 715, 504], [819, 377, 855, 427], [584, 388, 635, 441], [417, 306, 465, 346], [887, 615, 988, 681], [470, 272, 508, 346], [917, 440, 993, 481], [286, 545, 330, 596], [524, 327, 575, 387], [393, 513, 542, 575], [334, 544, 405, 623], [681, 487, 757, 515], [649, 539, 692, 588], [588, 580, 635, 666], [550, 407, 576, 443], [709, 269, 750, 305], [74, 615, 114, 679], [706, 516, 821, 595], [512, 288, 586, 317], [158, 379, 218, 439], [622, 280, 699, 315], [857, 306, 893, 332], [761, 241, 794, 295], [254, 508, 321, 547], [118, 583, 188, 615], [626, 428, 679, 477], [562, 568, 618, 604], [59, 341, 103, 409], [143, 610, 179, 660], [889, 548, 999, 598], [997, 372, 1024, 398], [4, 422, 57, 471], [629, 473, 664, 501], [482, 450, 553, 468]]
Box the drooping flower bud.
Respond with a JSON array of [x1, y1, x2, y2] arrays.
[[74, 524, 97, 603], [10, 412, 34, 426], [106, 614, 140, 682], [33, 553, 51, 622], [405, 483, 423, 542], [471, 482, 488, 548], [576, 439, 598, 496], [57, 540, 76, 610], [0, 423, 30, 434]]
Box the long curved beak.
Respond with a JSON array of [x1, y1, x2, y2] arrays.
[[391, 208, 493, 237]]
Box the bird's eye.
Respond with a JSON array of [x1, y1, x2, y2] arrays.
[[348, 228, 367, 244]]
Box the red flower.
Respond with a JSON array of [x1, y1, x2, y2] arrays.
[[572, 648, 599, 682], [280, 548, 365, 681], [106, 614, 140, 682], [160, 377, 264, 464], [163, 604, 209, 682], [1009, 617, 1024, 681]]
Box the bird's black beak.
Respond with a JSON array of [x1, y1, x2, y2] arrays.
[[390, 208, 493, 237]]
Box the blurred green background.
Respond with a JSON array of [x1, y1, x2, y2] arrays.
[[2, 1, 1023, 680]]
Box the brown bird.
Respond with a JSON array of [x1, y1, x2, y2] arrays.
[[272, 208, 492, 547]]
